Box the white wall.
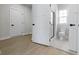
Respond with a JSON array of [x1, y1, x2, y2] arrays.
[[0, 4, 32, 40], [0, 5, 10, 39], [24, 5, 32, 34]]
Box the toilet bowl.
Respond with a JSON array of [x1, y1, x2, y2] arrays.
[[59, 32, 65, 40]]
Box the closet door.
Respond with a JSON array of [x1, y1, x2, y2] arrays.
[[10, 7, 24, 37]]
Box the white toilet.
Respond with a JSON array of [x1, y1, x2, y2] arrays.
[[59, 31, 65, 40]]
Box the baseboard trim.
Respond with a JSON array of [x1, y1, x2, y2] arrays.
[[69, 49, 77, 54], [0, 36, 11, 40], [0, 33, 32, 41], [32, 40, 49, 46]]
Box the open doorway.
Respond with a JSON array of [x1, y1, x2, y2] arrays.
[[51, 4, 78, 54], [52, 9, 69, 52]]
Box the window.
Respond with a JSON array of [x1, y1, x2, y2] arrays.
[[59, 10, 67, 24]]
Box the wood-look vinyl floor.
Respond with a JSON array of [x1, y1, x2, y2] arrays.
[[0, 35, 70, 55]]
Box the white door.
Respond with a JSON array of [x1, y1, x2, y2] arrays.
[[68, 11, 78, 51], [77, 12, 79, 54], [75, 6, 79, 54], [32, 4, 50, 45], [10, 7, 24, 37]]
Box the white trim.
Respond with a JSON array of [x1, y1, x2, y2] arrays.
[[29, 32, 32, 35], [22, 33, 32, 35], [21, 33, 28, 35], [0, 33, 32, 41], [0, 36, 11, 40]]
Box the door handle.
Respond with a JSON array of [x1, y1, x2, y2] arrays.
[[32, 24, 35, 26], [70, 24, 75, 26], [11, 24, 14, 26]]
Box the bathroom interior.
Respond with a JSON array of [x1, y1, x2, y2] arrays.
[[50, 4, 69, 53], [51, 4, 78, 54], [53, 4, 69, 50]]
